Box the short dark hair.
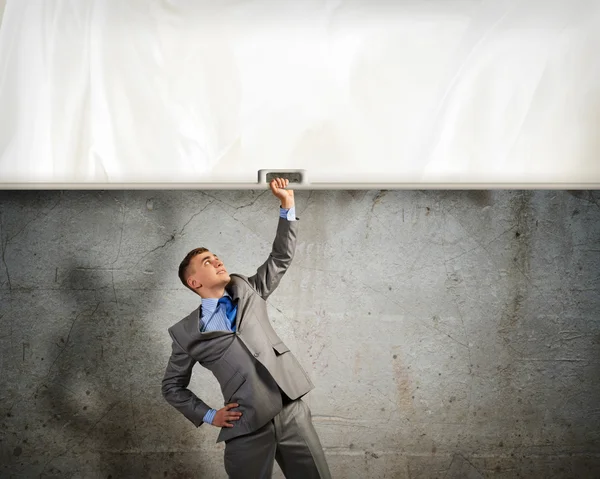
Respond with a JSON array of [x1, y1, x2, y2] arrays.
[[178, 247, 209, 293]]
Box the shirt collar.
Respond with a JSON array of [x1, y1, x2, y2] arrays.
[[200, 291, 231, 317]]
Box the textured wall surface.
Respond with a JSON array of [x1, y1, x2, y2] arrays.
[[0, 189, 599, 478]]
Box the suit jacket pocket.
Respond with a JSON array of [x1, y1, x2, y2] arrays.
[[272, 341, 290, 355], [221, 371, 246, 403]]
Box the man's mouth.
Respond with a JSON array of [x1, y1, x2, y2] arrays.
[[217, 270, 227, 275]]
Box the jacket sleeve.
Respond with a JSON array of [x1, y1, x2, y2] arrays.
[[161, 328, 212, 427], [247, 216, 298, 300]]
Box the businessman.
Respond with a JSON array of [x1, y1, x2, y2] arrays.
[[162, 178, 331, 479]]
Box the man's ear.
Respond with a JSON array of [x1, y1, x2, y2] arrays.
[[188, 276, 201, 290]]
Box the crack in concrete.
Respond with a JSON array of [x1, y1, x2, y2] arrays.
[[431, 325, 469, 349], [209, 202, 267, 244], [353, 278, 408, 314], [310, 341, 327, 363], [75, 267, 127, 271], [404, 240, 434, 275], [111, 270, 117, 305], [178, 200, 216, 234], [445, 203, 548, 304], [129, 384, 136, 433], [22, 302, 104, 426], [111, 196, 127, 266], [311, 414, 371, 422], [46, 302, 102, 376], [444, 209, 501, 270], [299, 191, 314, 217], [518, 357, 591, 363], [0, 195, 62, 290], [0, 313, 12, 341], [0, 210, 12, 290], [441, 204, 474, 423], [369, 209, 401, 239], [130, 200, 214, 270], [568, 190, 600, 211], [444, 224, 518, 263], [6, 194, 63, 245], [361, 379, 400, 419], [202, 190, 269, 210], [2, 286, 183, 291], [326, 348, 399, 426], [371, 190, 387, 213], [133, 234, 178, 268], [444, 452, 485, 478], [296, 265, 344, 274], [1, 232, 10, 290], [268, 302, 300, 339], [101, 193, 126, 307], [363, 191, 395, 241]]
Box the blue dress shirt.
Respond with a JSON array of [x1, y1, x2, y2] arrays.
[[201, 206, 295, 426]]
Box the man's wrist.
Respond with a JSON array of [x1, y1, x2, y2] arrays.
[[280, 199, 294, 209], [280, 205, 296, 221], [203, 408, 217, 425]]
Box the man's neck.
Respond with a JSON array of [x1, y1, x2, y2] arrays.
[[199, 287, 226, 299]]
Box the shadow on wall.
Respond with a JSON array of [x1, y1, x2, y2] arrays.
[[33, 190, 210, 478]]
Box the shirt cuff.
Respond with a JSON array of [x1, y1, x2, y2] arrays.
[[203, 408, 217, 425], [279, 206, 296, 221]]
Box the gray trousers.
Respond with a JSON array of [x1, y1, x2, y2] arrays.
[[223, 398, 331, 479]]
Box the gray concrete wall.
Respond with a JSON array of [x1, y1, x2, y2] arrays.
[[0, 189, 599, 478]]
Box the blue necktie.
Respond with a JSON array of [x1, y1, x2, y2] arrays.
[[218, 296, 238, 332]]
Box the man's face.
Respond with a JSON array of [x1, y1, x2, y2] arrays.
[[187, 251, 231, 294]]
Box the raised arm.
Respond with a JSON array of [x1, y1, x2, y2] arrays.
[[247, 178, 298, 300]]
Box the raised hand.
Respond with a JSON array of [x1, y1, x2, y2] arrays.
[[270, 177, 294, 209]]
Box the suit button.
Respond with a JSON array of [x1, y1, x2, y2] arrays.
[[254, 352, 259, 357]]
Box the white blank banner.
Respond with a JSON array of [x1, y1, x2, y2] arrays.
[[0, 0, 599, 187]]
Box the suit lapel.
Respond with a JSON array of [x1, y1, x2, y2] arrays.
[[179, 305, 229, 341]]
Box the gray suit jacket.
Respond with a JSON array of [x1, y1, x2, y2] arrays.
[[161, 217, 315, 443]]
